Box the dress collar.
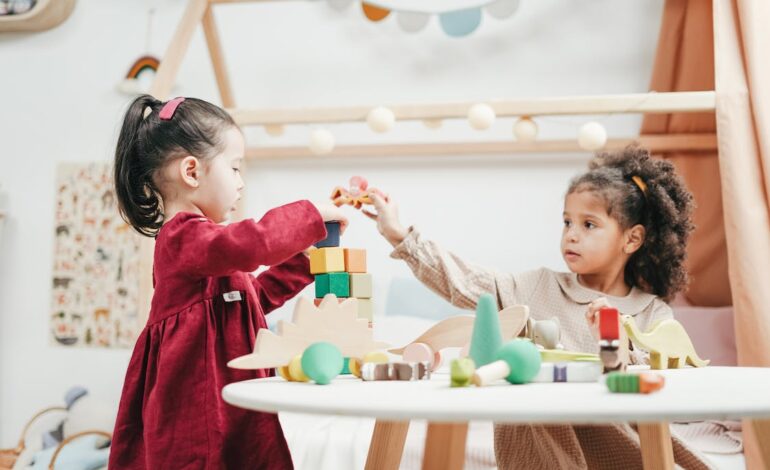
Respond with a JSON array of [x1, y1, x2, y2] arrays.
[[554, 271, 657, 316]]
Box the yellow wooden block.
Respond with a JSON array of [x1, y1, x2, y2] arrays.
[[349, 273, 372, 298], [357, 298, 373, 321], [309, 247, 345, 274], [344, 248, 367, 273]]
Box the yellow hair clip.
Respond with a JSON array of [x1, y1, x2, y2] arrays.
[[631, 175, 648, 196]]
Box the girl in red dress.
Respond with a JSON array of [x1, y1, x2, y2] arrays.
[[109, 95, 347, 469]]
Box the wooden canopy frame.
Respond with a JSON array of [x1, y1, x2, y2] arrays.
[[149, 0, 718, 159]]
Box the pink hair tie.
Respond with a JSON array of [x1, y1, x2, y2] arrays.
[[159, 97, 185, 121]]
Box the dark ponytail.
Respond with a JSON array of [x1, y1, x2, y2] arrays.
[[113, 94, 236, 237], [567, 146, 695, 300]]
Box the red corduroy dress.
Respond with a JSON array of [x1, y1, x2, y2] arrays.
[[109, 200, 326, 469]]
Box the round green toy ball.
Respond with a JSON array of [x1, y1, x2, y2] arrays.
[[301, 342, 343, 385], [496, 339, 541, 384]]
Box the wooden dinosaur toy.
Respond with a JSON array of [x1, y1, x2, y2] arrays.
[[388, 305, 529, 370], [621, 315, 710, 369]]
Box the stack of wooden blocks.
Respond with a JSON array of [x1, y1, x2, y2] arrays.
[[310, 222, 373, 326]]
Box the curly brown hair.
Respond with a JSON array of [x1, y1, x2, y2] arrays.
[[567, 145, 695, 301]]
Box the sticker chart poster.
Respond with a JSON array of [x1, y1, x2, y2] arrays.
[[51, 163, 142, 348]]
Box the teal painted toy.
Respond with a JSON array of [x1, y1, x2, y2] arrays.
[[301, 342, 344, 385], [315, 272, 350, 298], [472, 339, 541, 386], [450, 358, 476, 387], [468, 293, 503, 367]]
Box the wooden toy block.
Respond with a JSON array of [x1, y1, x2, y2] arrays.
[[349, 273, 372, 298], [356, 298, 373, 321], [314, 221, 341, 248], [315, 273, 350, 298], [605, 372, 665, 394], [622, 315, 710, 369], [344, 248, 367, 273], [309, 247, 345, 274], [598, 307, 627, 373], [599, 307, 620, 340]]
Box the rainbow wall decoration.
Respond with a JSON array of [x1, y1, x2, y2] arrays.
[[116, 55, 161, 95]]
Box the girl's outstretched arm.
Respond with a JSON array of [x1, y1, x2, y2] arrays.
[[365, 193, 512, 309], [171, 201, 327, 278]]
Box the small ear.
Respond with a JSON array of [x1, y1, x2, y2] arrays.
[[624, 224, 646, 254], [179, 156, 200, 188]]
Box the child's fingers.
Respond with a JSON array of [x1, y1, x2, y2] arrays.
[[370, 192, 387, 210], [361, 209, 378, 220]]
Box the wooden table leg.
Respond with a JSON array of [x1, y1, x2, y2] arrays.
[[637, 422, 674, 470], [365, 420, 409, 470], [422, 422, 468, 470], [750, 419, 770, 468]]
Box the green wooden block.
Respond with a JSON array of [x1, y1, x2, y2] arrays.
[[315, 273, 350, 298]]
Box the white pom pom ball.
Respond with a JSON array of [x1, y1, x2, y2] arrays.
[[578, 122, 608, 151], [513, 117, 538, 143], [367, 106, 395, 133], [309, 129, 335, 155], [467, 103, 496, 130]]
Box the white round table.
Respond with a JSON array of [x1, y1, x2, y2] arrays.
[[223, 366, 770, 470]]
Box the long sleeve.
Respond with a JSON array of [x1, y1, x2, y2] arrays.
[[389, 227, 516, 309], [251, 252, 314, 314], [165, 201, 326, 279]]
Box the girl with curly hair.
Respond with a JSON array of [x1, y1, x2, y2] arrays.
[[366, 146, 711, 469]]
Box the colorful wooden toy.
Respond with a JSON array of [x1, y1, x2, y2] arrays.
[[349, 273, 372, 298], [314, 221, 341, 248], [315, 272, 350, 298], [402, 342, 441, 371], [389, 304, 529, 364], [540, 349, 600, 363], [330, 176, 387, 210], [301, 342, 344, 385], [621, 315, 710, 369], [349, 351, 389, 378], [361, 362, 430, 381], [228, 295, 389, 370], [344, 248, 367, 273], [451, 358, 476, 387], [472, 339, 542, 386], [532, 362, 603, 383], [605, 372, 665, 394], [309, 247, 345, 274], [288, 354, 309, 382], [599, 307, 628, 373], [524, 317, 563, 349], [469, 293, 504, 367]]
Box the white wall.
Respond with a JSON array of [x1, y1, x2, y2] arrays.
[[0, 0, 662, 444]]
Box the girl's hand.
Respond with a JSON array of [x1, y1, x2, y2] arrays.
[[312, 202, 349, 234], [585, 297, 611, 341], [363, 192, 408, 247]]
